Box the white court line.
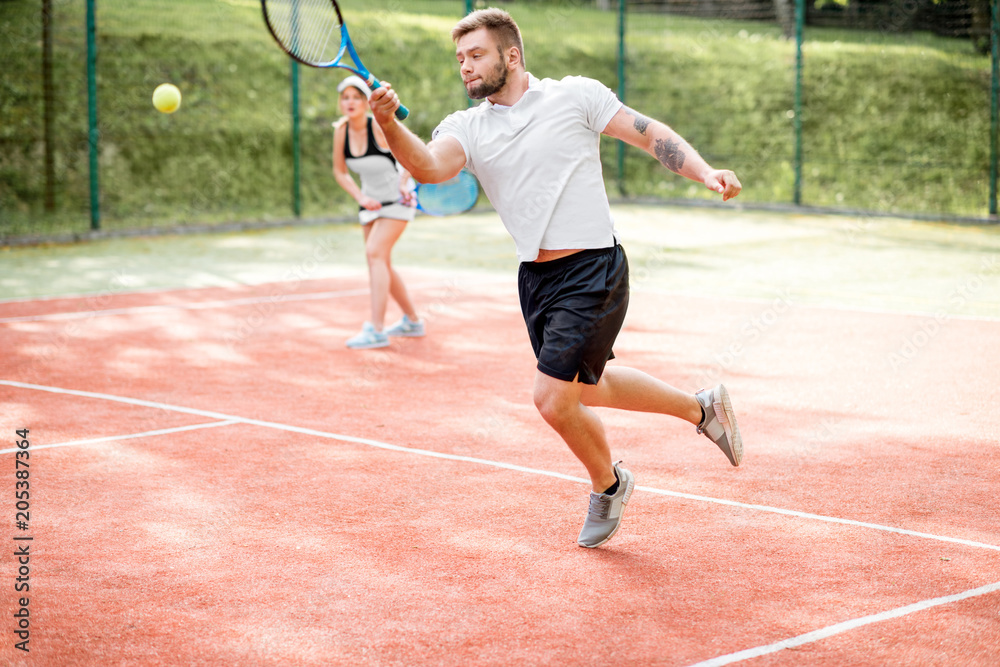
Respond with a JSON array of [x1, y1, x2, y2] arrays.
[[0, 275, 515, 325], [634, 485, 1000, 552], [2, 379, 998, 554], [0, 274, 263, 305], [685, 579, 1000, 667], [0, 419, 239, 455], [9, 276, 996, 326], [0, 288, 370, 324], [633, 286, 1000, 323], [10, 276, 998, 326], [0, 271, 514, 306], [0, 279, 507, 324]]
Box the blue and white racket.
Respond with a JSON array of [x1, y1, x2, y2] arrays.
[[415, 170, 479, 217], [261, 0, 409, 120]]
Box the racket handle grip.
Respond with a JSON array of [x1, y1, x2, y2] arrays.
[[367, 76, 409, 121]]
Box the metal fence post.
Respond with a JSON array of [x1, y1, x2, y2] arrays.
[[793, 0, 804, 206], [86, 0, 100, 230], [43, 0, 56, 212], [291, 60, 301, 218], [990, 0, 998, 217], [617, 0, 626, 197], [465, 0, 474, 107]]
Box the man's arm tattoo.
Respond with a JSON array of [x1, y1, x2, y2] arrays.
[[624, 107, 652, 136], [654, 137, 686, 173]]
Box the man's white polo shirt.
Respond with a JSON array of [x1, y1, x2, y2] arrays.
[[432, 73, 623, 262]]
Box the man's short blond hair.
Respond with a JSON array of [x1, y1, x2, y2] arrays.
[[451, 8, 525, 68]]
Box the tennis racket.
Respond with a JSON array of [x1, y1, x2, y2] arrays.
[[415, 170, 479, 217], [261, 0, 409, 120]]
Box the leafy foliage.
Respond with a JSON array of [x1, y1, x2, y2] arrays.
[[0, 0, 993, 238]]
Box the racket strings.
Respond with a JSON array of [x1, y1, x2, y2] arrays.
[[267, 0, 343, 65], [418, 172, 479, 216]]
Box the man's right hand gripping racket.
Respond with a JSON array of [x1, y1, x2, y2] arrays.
[[261, 0, 409, 120]]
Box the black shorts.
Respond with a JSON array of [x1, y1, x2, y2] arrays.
[[517, 244, 629, 385]]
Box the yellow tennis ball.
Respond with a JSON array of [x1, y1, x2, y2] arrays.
[[152, 83, 181, 114]]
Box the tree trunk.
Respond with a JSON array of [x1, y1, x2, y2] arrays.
[[970, 0, 990, 55], [774, 0, 795, 39]]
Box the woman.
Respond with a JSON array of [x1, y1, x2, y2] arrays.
[[333, 75, 424, 349]]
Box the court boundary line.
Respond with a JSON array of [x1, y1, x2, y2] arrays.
[[0, 275, 515, 324], [684, 579, 1000, 667], [4, 274, 998, 325], [0, 288, 378, 324], [0, 420, 239, 455], [631, 286, 1000, 323], [634, 484, 1000, 550], [2, 379, 997, 553]]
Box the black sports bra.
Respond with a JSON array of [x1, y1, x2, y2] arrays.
[[343, 116, 397, 165]]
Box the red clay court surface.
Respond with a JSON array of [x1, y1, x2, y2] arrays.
[[1, 267, 998, 666]]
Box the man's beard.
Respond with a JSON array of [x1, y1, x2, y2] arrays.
[[466, 61, 509, 100]]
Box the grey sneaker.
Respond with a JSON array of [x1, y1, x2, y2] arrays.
[[345, 322, 389, 349], [385, 314, 425, 337], [577, 462, 635, 548], [695, 384, 743, 466]]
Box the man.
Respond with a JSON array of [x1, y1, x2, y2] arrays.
[[370, 8, 744, 548]]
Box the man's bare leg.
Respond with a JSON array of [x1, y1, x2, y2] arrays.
[[580, 366, 702, 424], [532, 371, 617, 493]]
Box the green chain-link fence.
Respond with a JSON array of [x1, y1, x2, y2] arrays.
[[1, 0, 997, 242]]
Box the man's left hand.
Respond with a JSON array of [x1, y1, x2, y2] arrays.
[[705, 170, 742, 201]]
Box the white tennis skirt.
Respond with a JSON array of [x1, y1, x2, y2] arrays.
[[359, 203, 416, 225]]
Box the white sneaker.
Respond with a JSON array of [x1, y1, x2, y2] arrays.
[[695, 384, 743, 466], [577, 462, 635, 548], [385, 314, 425, 338], [346, 322, 389, 349]]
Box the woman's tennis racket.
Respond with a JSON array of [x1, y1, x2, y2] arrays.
[[415, 170, 480, 217], [261, 0, 409, 120]]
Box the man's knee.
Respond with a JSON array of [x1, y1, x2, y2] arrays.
[[533, 375, 579, 427]]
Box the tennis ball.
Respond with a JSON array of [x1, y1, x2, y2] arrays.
[[152, 83, 182, 114]]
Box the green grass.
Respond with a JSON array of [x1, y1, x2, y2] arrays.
[[0, 0, 994, 241], [615, 16, 992, 214]]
